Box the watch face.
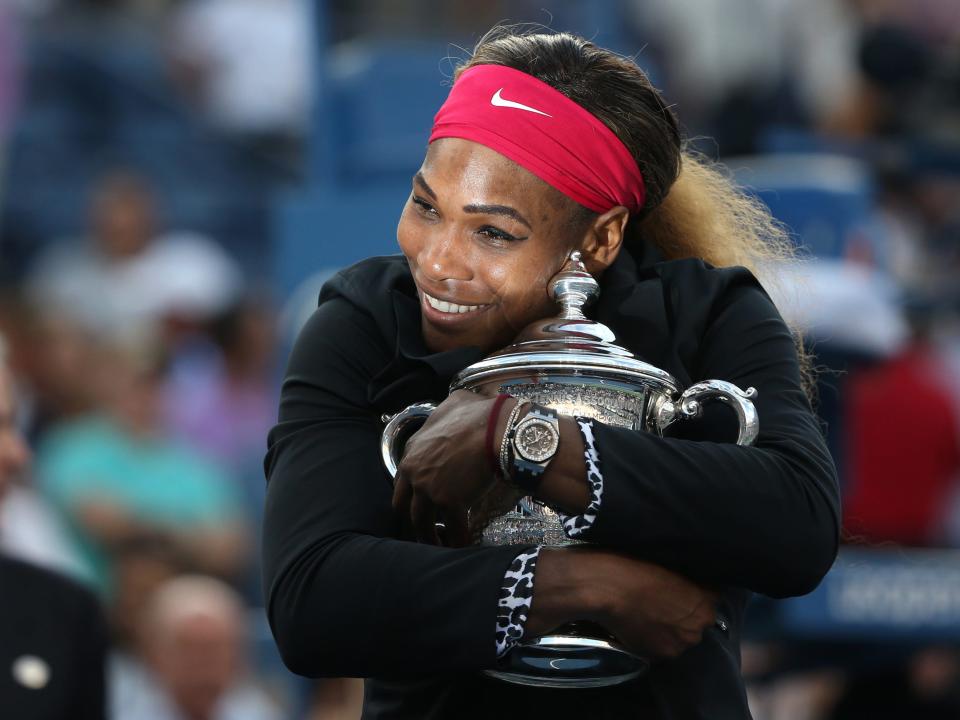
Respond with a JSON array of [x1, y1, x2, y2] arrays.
[[514, 418, 560, 463]]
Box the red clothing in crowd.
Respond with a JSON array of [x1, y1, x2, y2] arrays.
[[844, 345, 960, 545]]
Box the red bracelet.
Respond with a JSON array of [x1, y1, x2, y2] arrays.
[[486, 393, 513, 478]]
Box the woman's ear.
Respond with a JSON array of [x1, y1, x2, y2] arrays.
[[579, 206, 629, 275]]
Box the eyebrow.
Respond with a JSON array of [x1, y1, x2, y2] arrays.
[[413, 172, 437, 200], [413, 172, 533, 230], [463, 203, 532, 230]]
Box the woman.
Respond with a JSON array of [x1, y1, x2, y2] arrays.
[[263, 28, 839, 719]]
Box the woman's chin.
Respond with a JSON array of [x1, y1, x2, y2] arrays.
[[421, 319, 478, 353]]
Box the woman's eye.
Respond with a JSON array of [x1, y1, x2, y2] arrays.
[[412, 196, 437, 216], [477, 225, 521, 243]]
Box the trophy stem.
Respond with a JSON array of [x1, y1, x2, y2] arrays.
[[549, 251, 600, 321]]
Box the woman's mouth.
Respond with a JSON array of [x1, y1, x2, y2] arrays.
[[420, 290, 490, 322], [421, 291, 489, 315]]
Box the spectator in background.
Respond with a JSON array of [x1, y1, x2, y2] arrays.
[[112, 574, 282, 720], [851, 0, 960, 52], [110, 536, 187, 651], [843, 301, 960, 546], [0, 301, 91, 586], [0, 334, 108, 719], [36, 326, 248, 600], [165, 296, 277, 475], [782, 0, 960, 144], [0, 465, 86, 579], [167, 0, 312, 170], [164, 296, 278, 602], [631, 0, 860, 153], [27, 170, 242, 339], [13, 306, 102, 446]]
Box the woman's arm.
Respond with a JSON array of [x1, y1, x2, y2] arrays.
[[532, 279, 840, 598], [395, 278, 839, 599], [263, 298, 528, 677], [265, 294, 723, 677], [527, 547, 721, 660]]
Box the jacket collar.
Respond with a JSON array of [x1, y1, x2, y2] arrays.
[[594, 241, 687, 382]]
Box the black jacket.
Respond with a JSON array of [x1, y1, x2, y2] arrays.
[[262, 242, 840, 719], [0, 554, 107, 720]]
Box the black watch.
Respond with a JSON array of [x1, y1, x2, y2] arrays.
[[509, 404, 560, 492]]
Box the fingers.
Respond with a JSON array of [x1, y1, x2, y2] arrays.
[[395, 477, 469, 547], [666, 597, 717, 656], [394, 473, 442, 546], [410, 489, 440, 545], [440, 506, 470, 548], [394, 463, 459, 547], [391, 470, 413, 514], [613, 595, 719, 660], [391, 472, 414, 540]]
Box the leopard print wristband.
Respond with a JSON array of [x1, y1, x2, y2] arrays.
[[494, 546, 541, 658], [558, 417, 604, 538]]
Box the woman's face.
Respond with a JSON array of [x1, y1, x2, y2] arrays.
[[397, 138, 594, 354]]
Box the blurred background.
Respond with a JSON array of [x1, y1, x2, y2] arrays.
[[0, 0, 959, 718]]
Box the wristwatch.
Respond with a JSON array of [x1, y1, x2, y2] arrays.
[[509, 404, 560, 492]]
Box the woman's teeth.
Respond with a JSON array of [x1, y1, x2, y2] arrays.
[[423, 292, 486, 314]]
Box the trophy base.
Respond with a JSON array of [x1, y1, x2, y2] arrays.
[[484, 629, 649, 689]]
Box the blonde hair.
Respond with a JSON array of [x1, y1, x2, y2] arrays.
[[640, 153, 813, 394], [639, 151, 795, 280]]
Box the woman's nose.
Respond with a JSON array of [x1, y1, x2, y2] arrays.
[[418, 233, 471, 283]]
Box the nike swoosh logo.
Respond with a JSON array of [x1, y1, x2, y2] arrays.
[[490, 88, 552, 117]]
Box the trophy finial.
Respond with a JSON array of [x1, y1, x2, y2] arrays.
[[550, 251, 599, 320]]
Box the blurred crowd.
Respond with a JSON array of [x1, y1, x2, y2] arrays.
[[0, 1, 958, 719], [0, 170, 286, 717], [0, 2, 306, 717]]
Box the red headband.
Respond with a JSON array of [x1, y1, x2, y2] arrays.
[[429, 64, 646, 215]]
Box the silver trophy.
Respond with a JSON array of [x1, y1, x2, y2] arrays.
[[381, 252, 759, 688]]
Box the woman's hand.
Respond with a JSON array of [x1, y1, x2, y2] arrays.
[[391, 390, 500, 546], [528, 548, 719, 660]]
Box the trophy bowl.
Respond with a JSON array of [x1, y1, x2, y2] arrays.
[[381, 253, 759, 688]]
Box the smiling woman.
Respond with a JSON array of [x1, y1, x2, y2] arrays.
[[262, 26, 839, 720], [400, 142, 586, 354]]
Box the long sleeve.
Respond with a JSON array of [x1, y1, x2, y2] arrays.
[[262, 296, 529, 679], [567, 277, 840, 599]]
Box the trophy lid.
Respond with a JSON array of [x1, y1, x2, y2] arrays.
[[451, 252, 679, 392]]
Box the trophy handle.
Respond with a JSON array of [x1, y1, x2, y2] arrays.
[[655, 380, 759, 446], [380, 403, 436, 479]]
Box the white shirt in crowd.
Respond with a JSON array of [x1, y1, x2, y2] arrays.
[[170, 0, 313, 137], [109, 654, 283, 720], [27, 232, 243, 336]]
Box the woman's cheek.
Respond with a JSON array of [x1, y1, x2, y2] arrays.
[[530, 257, 569, 314], [503, 270, 556, 330], [395, 205, 421, 259]]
